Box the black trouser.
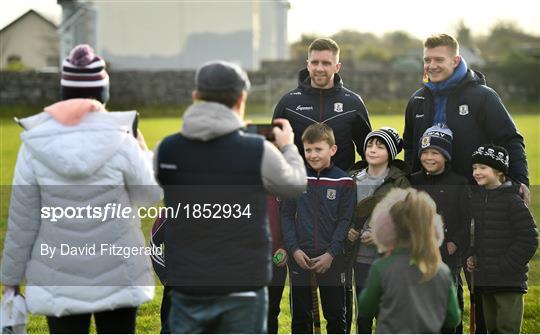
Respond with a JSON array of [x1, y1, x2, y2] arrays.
[[353, 262, 373, 334], [47, 307, 137, 334], [343, 242, 356, 334], [345, 269, 354, 334], [289, 256, 347, 334], [441, 267, 464, 334], [268, 264, 287, 334], [463, 270, 487, 334], [160, 285, 172, 334]]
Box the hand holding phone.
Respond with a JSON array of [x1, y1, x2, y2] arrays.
[[246, 122, 282, 142], [245, 119, 293, 150], [271, 118, 294, 150]]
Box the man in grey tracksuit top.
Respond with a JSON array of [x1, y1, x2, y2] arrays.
[[155, 61, 307, 334]]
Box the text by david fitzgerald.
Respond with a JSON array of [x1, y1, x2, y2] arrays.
[[41, 243, 163, 259]]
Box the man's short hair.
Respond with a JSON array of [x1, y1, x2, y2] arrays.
[[424, 34, 460, 56], [302, 123, 336, 146], [195, 60, 250, 108], [308, 38, 340, 57]]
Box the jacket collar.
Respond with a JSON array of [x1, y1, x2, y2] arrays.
[[307, 162, 335, 177], [472, 180, 520, 197], [297, 68, 344, 95], [44, 99, 106, 126], [424, 57, 468, 95], [420, 164, 452, 178], [350, 159, 409, 180], [422, 68, 487, 97]]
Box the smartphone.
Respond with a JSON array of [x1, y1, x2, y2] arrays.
[[132, 112, 139, 138], [245, 123, 282, 142]]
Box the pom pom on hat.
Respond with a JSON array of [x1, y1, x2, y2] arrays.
[[68, 44, 96, 66]]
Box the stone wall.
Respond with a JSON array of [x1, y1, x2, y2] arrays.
[[0, 63, 534, 109]]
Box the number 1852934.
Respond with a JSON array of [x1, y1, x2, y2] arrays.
[[182, 203, 252, 219]]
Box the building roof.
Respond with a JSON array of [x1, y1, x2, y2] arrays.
[[460, 47, 486, 67], [0, 9, 58, 33]]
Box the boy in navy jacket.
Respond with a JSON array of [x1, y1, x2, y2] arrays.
[[466, 145, 538, 333], [410, 125, 469, 333], [281, 124, 356, 334]]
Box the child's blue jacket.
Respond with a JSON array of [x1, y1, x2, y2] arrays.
[[281, 164, 356, 257]]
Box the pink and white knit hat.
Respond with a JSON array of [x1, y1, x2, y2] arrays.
[[61, 44, 109, 103]]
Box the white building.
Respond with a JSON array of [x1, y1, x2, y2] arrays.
[[0, 10, 59, 71], [58, 0, 290, 70]]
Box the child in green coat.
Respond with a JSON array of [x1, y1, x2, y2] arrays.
[[358, 188, 461, 333]]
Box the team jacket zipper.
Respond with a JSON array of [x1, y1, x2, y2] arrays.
[[313, 170, 320, 256], [319, 90, 323, 122]]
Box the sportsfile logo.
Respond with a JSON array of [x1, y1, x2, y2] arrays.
[[296, 105, 313, 111]]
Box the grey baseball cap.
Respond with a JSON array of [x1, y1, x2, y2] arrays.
[[195, 61, 251, 92]]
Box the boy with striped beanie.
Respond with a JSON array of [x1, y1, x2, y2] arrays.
[[61, 44, 110, 104], [346, 127, 410, 333], [410, 124, 469, 333]]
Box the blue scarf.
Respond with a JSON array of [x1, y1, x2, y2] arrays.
[[424, 58, 468, 125]]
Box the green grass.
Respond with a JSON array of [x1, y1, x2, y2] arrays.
[[1, 107, 539, 333], [2, 99, 538, 119]]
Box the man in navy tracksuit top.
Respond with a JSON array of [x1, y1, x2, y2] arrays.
[[281, 124, 356, 334], [274, 39, 369, 330], [403, 33, 529, 198], [273, 37, 372, 172]]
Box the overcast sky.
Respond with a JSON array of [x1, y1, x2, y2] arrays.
[[2, 0, 539, 42]]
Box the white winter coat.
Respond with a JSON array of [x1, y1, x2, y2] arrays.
[[1, 102, 162, 316]]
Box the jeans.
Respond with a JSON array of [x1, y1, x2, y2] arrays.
[[168, 287, 268, 334]]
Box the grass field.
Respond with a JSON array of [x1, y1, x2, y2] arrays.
[[0, 110, 539, 333]]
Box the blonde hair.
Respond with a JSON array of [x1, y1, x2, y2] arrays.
[[424, 33, 459, 56], [372, 188, 442, 282]]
